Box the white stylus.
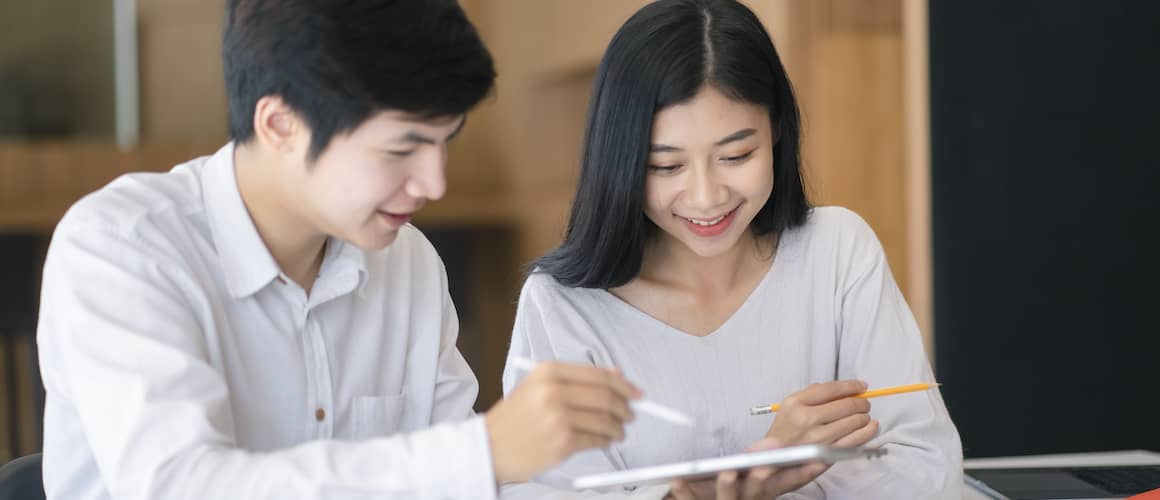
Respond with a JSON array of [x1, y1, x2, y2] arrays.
[[509, 356, 695, 427]]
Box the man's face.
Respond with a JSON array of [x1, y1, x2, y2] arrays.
[[288, 111, 465, 250]]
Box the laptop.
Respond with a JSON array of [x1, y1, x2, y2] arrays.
[[965, 465, 1160, 499]]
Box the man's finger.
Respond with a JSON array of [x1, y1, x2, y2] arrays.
[[536, 363, 642, 400], [559, 385, 634, 422], [560, 430, 613, 455], [566, 410, 626, 441]]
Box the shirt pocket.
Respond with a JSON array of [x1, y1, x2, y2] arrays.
[[351, 391, 407, 440]]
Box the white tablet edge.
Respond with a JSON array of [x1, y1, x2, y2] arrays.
[[571, 445, 887, 490]]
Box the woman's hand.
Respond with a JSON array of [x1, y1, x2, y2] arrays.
[[765, 380, 879, 448], [665, 438, 827, 500]]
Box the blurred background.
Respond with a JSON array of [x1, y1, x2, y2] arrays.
[[0, 0, 1156, 465]]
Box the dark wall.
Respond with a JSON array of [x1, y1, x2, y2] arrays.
[[1, 234, 48, 458], [931, 1, 1160, 458], [0, 235, 42, 335]]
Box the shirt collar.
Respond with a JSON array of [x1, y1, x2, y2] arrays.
[[312, 237, 370, 305], [202, 143, 281, 298], [202, 143, 370, 300]]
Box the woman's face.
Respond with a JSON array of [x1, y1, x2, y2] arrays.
[[643, 84, 775, 258]]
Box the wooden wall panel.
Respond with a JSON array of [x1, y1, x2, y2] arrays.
[[0, 1, 116, 138], [459, 2, 933, 358], [805, 33, 909, 294], [903, 0, 933, 354], [775, 0, 933, 354], [136, 0, 229, 143], [0, 142, 212, 231], [0, 1, 933, 424]]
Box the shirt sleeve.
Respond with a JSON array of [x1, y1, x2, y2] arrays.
[[798, 210, 963, 499], [497, 276, 671, 500], [37, 222, 497, 500], [430, 253, 486, 425]]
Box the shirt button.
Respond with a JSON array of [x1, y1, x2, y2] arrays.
[[315, 408, 326, 422]]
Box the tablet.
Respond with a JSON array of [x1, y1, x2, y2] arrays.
[[965, 465, 1160, 499], [572, 444, 888, 490]]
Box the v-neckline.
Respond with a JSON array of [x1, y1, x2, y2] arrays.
[[597, 237, 782, 340]]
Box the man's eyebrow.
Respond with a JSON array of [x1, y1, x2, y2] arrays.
[[392, 117, 467, 145], [444, 117, 467, 142]]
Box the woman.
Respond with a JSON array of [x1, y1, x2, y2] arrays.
[[501, 0, 962, 498]]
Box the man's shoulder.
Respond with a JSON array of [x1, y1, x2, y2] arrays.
[[359, 224, 450, 295], [56, 154, 212, 240], [382, 224, 442, 266]]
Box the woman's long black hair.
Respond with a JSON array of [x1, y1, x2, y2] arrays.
[[534, 0, 810, 289]]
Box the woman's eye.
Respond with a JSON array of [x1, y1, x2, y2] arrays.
[[722, 150, 755, 163], [388, 150, 416, 158], [648, 164, 682, 172]]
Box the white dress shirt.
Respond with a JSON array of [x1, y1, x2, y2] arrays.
[[37, 143, 496, 500], [501, 207, 964, 499]]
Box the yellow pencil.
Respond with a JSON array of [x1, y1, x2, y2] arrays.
[[748, 383, 940, 416]]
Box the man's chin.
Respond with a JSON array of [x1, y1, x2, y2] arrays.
[[348, 229, 400, 252]]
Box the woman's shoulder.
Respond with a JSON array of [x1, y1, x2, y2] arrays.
[[785, 206, 880, 250], [777, 206, 886, 275], [515, 271, 623, 345], [803, 206, 874, 235], [520, 270, 606, 308], [521, 270, 562, 297]]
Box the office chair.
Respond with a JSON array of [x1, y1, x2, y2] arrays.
[[0, 453, 44, 500]]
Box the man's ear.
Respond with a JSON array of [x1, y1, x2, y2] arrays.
[[252, 95, 304, 155]]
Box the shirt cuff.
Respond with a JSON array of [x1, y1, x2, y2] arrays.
[[400, 415, 497, 500], [460, 415, 499, 500]]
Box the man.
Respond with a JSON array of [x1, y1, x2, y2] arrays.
[[37, 1, 637, 498]]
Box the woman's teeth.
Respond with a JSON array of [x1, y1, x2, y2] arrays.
[[685, 213, 726, 226]]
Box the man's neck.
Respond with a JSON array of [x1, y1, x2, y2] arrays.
[[233, 143, 328, 293]]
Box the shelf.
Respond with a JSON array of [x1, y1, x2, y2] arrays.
[[0, 141, 214, 232], [0, 141, 570, 233]]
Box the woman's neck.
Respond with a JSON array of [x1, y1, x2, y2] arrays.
[[638, 230, 776, 298]]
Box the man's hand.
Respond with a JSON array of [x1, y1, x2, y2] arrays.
[[486, 362, 642, 482]]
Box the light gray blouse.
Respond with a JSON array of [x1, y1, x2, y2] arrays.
[[501, 207, 963, 499]]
